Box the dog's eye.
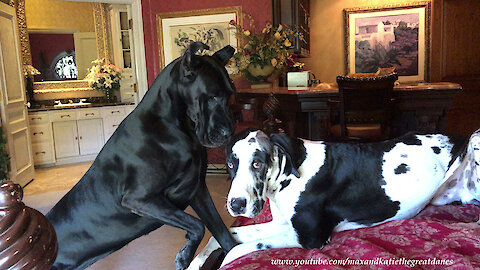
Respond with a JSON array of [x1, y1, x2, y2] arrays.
[[227, 162, 234, 169], [252, 161, 261, 169]]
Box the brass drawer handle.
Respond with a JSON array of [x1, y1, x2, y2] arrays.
[[85, 113, 95, 116], [112, 124, 119, 128], [33, 132, 44, 136], [60, 115, 71, 118], [111, 111, 121, 114], [35, 151, 46, 155]]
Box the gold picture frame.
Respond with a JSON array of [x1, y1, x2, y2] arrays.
[[344, 1, 431, 82], [15, 0, 112, 96], [156, 6, 242, 69]]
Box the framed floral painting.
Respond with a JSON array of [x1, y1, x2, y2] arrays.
[[344, 2, 431, 82], [156, 6, 241, 69]]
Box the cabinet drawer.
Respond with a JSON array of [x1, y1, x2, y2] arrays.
[[120, 82, 135, 91], [125, 105, 135, 115], [103, 117, 124, 134], [120, 91, 135, 103], [122, 73, 135, 80], [30, 124, 52, 143], [76, 108, 101, 120], [28, 113, 49, 125], [101, 107, 126, 117], [51, 110, 77, 122], [32, 142, 55, 165]]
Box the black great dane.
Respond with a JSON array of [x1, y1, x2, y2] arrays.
[[47, 42, 237, 270]]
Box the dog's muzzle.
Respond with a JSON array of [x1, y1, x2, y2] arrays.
[[203, 115, 234, 147], [229, 197, 247, 215], [208, 126, 233, 145]]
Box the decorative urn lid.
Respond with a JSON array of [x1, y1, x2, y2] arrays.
[[0, 181, 57, 270]]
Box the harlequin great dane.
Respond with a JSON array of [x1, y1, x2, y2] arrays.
[[46, 42, 238, 270], [190, 129, 480, 268]]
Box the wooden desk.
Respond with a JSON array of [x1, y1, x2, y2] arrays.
[[236, 82, 461, 140]]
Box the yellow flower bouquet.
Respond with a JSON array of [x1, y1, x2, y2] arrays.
[[229, 17, 303, 83]]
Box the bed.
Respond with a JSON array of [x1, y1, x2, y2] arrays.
[[216, 200, 480, 269]]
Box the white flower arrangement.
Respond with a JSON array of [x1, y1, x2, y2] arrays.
[[85, 59, 122, 91]]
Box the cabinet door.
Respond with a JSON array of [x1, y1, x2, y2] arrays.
[[77, 119, 104, 155], [53, 121, 80, 158]]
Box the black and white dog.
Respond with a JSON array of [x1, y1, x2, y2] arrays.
[[191, 129, 480, 268], [47, 43, 238, 270]]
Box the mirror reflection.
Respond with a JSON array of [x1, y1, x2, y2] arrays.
[[25, 0, 97, 82]]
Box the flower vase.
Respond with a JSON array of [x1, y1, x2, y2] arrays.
[[104, 88, 118, 103], [245, 64, 275, 89]]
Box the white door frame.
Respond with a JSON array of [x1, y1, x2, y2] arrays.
[[68, 0, 148, 100]]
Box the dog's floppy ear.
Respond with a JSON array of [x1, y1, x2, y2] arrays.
[[212, 45, 235, 66], [183, 42, 209, 73], [269, 133, 306, 178]]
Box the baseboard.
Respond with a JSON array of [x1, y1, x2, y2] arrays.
[[207, 164, 227, 175], [55, 154, 97, 166]]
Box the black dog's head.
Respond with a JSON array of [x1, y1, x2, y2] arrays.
[[177, 42, 236, 148]]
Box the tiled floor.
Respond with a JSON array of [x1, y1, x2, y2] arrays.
[[23, 162, 92, 196], [23, 162, 236, 270]]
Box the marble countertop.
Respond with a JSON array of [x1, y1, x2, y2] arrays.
[[28, 102, 135, 112]]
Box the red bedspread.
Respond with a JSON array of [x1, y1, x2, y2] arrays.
[[221, 200, 480, 269]]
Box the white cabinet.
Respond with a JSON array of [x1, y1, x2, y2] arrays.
[[52, 109, 105, 161], [119, 74, 136, 103], [101, 106, 126, 141], [77, 119, 104, 155], [53, 119, 104, 159], [29, 112, 55, 165], [29, 105, 132, 166], [110, 4, 137, 103], [53, 121, 80, 158]]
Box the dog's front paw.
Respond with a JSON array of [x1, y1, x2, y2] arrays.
[[175, 243, 196, 270], [187, 237, 221, 270], [298, 232, 330, 250]]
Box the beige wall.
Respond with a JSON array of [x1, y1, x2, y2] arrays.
[[25, 0, 95, 32], [303, 0, 423, 83]]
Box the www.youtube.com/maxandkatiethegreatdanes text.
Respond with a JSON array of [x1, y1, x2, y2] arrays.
[[270, 257, 455, 268]]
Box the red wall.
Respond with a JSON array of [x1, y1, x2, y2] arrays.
[[141, 0, 272, 86], [29, 33, 75, 71]]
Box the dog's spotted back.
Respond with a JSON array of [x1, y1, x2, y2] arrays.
[[432, 129, 480, 206]]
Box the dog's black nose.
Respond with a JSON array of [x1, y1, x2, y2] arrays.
[[230, 197, 246, 214], [220, 127, 232, 137]]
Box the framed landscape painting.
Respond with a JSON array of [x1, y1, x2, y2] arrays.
[[156, 6, 241, 69], [344, 2, 431, 82]]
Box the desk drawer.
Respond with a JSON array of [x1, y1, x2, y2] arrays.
[[28, 113, 49, 125], [51, 110, 77, 122], [30, 124, 52, 143], [76, 108, 101, 120]]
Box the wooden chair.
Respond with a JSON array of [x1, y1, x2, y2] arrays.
[[329, 73, 398, 142], [230, 96, 263, 132]]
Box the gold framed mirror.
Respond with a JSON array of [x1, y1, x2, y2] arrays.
[[15, 0, 113, 100]]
